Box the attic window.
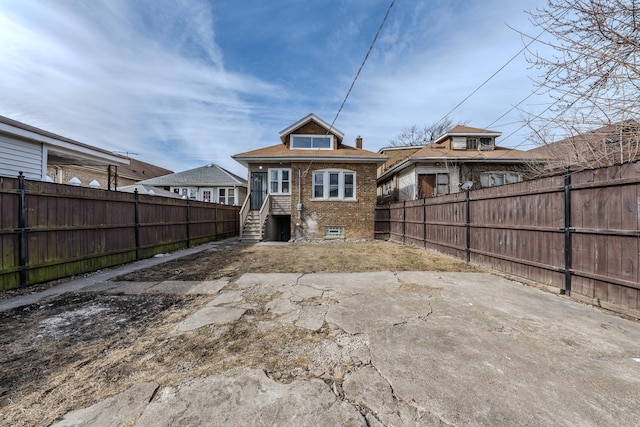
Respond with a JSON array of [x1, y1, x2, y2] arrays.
[[291, 135, 333, 150], [480, 137, 493, 150]]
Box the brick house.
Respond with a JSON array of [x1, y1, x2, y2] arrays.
[[232, 114, 387, 241], [377, 125, 547, 203]]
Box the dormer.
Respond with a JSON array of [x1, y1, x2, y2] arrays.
[[432, 125, 501, 151], [278, 113, 344, 151]]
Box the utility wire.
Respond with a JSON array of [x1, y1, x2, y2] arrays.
[[327, 0, 396, 133]]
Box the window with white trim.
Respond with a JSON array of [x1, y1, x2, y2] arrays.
[[218, 187, 236, 205], [312, 169, 356, 200], [269, 168, 291, 194], [480, 172, 522, 188], [436, 173, 449, 195], [480, 137, 493, 150], [291, 135, 333, 150]]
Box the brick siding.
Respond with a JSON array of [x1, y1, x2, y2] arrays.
[[290, 161, 378, 240]]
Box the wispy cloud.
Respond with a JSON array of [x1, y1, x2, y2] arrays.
[[0, 0, 550, 175], [0, 0, 282, 174]]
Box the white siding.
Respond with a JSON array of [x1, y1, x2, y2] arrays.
[[0, 134, 44, 180], [397, 168, 416, 201]]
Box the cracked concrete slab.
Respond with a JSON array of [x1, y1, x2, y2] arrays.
[[53, 271, 640, 426], [51, 382, 159, 427], [135, 368, 365, 426], [174, 306, 246, 332]]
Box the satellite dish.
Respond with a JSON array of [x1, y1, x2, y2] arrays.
[[461, 181, 473, 191]]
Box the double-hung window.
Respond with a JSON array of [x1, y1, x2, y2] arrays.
[[291, 135, 333, 150], [269, 168, 291, 194], [312, 169, 356, 200], [218, 188, 236, 205]]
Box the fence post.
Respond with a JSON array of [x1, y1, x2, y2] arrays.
[[134, 189, 140, 260], [465, 187, 471, 263], [17, 172, 28, 287], [185, 199, 191, 248], [402, 201, 406, 244], [563, 167, 572, 295], [423, 199, 428, 249]]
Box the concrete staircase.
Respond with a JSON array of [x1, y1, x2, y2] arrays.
[[241, 211, 264, 242]]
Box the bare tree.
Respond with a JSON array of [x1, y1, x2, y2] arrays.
[[522, 0, 640, 169], [388, 117, 453, 147]]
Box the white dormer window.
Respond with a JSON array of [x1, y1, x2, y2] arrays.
[[480, 137, 493, 150], [291, 134, 333, 150]]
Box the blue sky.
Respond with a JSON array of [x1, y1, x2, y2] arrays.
[[0, 0, 551, 176]]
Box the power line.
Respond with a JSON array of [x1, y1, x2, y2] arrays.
[[327, 0, 396, 133]]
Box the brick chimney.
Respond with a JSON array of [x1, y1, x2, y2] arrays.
[[355, 136, 363, 149]]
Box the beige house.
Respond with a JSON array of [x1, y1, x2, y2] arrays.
[[377, 125, 547, 203], [233, 114, 387, 241]]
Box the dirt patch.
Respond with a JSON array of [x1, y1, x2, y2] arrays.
[[118, 240, 476, 282], [0, 240, 476, 427]]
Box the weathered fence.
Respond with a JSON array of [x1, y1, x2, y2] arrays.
[[375, 163, 640, 318], [0, 174, 240, 290]]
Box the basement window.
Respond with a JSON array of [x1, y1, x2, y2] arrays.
[[325, 226, 344, 238]]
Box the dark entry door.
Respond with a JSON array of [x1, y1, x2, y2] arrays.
[[418, 174, 436, 199], [250, 172, 267, 210]]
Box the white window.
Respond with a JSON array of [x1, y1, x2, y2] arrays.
[[269, 168, 291, 194], [384, 181, 392, 196], [312, 170, 356, 200], [480, 137, 493, 150], [291, 135, 333, 150], [480, 172, 522, 188], [218, 188, 236, 205], [436, 173, 449, 195], [325, 226, 344, 238]]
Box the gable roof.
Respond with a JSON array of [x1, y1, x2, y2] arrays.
[[432, 125, 501, 144], [278, 113, 344, 143], [234, 113, 387, 166], [139, 163, 247, 187], [232, 142, 387, 166]]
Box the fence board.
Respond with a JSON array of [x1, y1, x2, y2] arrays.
[[375, 164, 640, 318], [0, 176, 239, 290]]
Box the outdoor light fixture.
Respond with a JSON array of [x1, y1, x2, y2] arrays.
[[461, 181, 473, 191]]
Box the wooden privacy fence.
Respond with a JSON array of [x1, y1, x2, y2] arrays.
[[375, 163, 640, 318], [0, 173, 240, 291]]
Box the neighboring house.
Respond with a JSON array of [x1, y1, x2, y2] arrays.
[[232, 113, 387, 242], [377, 125, 547, 203], [117, 183, 184, 199], [528, 120, 640, 172], [47, 157, 173, 189], [0, 115, 128, 181], [138, 163, 247, 205]]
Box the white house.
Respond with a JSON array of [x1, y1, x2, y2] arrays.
[[0, 115, 128, 181], [138, 163, 247, 205]]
